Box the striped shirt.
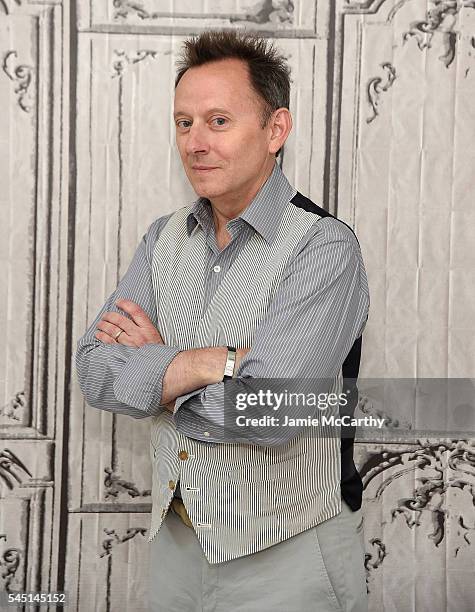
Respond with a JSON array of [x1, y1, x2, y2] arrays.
[[76, 162, 369, 506]]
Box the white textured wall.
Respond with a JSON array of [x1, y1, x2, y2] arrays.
[[0, 1, 474, 610]]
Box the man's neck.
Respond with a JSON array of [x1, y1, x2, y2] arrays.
[[209, 160, 276, 236]]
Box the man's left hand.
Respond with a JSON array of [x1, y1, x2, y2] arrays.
[[95, 299, 164, 347]]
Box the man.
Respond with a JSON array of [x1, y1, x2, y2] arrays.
[[76, 30, 370, 611]]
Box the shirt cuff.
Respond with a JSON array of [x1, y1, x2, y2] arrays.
[[172, 383, 228, 440], [172, 387, 206, 415], [112, 343, 181, 412]]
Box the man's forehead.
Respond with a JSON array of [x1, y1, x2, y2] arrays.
[[174, 84, 257, 117], [174, 59, 252, 98]]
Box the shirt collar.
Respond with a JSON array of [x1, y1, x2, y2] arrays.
[[186, 162, 297, 245]]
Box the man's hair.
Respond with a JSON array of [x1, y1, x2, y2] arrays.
[[175, 30, 291, 131]]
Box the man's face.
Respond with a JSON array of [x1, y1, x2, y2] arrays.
[[173, 58, 274, 202]]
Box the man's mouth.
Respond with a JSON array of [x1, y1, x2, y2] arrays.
[[191, 165, 218, 172]]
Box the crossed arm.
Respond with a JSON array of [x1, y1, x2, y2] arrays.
[[75, 217, 252, 420], [94, 303, 249, 410]]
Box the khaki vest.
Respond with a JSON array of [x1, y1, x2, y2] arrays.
[[148, 203, 341, 564]]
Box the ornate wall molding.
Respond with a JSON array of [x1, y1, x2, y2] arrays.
[[229, 0, 294, 25], [360, 439, 475, 590], [111, 48, 158, 78], [366, 62, 397, 124], [77, 0, 318, 34], [364, 538, 386, 591], [0, 449, 32, 491], [99, 527, 147, 557], [2, 50, 34, 113], [0, 392, 26, 422], [0, 541, 22, 592], [112, 0, 167, 20], [104, 467, 151, 499], [112, 0, 295, 26], [400, 0, 475, 68], [0, 0, 22, 15]]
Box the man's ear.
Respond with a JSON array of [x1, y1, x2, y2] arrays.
[[268, 108, 292, 155]]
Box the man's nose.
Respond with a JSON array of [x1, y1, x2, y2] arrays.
[[185, 123, 210, 156]]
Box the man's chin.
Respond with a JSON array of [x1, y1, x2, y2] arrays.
[[191, 183, 223, 200]]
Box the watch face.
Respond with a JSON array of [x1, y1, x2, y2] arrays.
[[224, 346, 237, 381]]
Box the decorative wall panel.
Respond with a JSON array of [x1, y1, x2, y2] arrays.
[[335, 0, 475, 378], [66, 512, 150, 612], [77, 0, 322, 36], [0, 0, 68, 600]]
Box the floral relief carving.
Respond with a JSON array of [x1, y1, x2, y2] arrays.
[[0, 538, 22, 592], [361, 439, 475, 587], [2, 51, 34, 113], [366, 62, 396, 124], [0, 391, 25, 421], [0, 449, 32, 491], [112, 0, 160, 20], [401, 0, 475, 69], [352, 1, 475, 124], [0, 0, 21, 15], [230, 0, 294, 25], [364, 538, 387, 591], [112, 0, 294, 26], [111, 49, 158, 78], [100, 527, 148, 557], [104, 467, 151, 499]]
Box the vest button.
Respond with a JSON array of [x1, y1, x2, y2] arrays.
[[178, 450, 189, 460], [168, 480, 176, 490]]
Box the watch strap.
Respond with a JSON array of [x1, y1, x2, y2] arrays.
[[223, 346, 237, 380]]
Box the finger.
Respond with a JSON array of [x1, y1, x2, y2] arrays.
[[95, 327, 136, 346], [100, 311, 137, 336], [96, 320, 129, 344], [95, 330, 115, 344], [115, 299, 154, 328], [96, 320, 123, 339]]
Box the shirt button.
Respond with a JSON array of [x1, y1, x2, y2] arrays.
[[204, 431, 210, 437], [178, 450, 189, 460], [213, 265, 221, 273], [168, 480, 176, 490]]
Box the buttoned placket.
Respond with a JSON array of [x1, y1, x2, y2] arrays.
[[177, 448, 212, 528], [173, 217, 253, 507], [201, 218, 252, 313]]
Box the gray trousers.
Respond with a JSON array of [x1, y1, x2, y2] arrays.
[[148, 499, 368, 612]]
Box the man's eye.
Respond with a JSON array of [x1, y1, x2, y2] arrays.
[[212, 117, 227, 126], [176, 120, 191, 129]]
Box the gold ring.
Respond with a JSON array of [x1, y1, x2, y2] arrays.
[[114, 329, 124, 340]]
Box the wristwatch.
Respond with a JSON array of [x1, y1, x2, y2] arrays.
[[223, 346, 237, 380]]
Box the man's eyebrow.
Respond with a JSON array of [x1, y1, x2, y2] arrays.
[[173, 107, 232, 119], [207, 107, 232, 115]]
